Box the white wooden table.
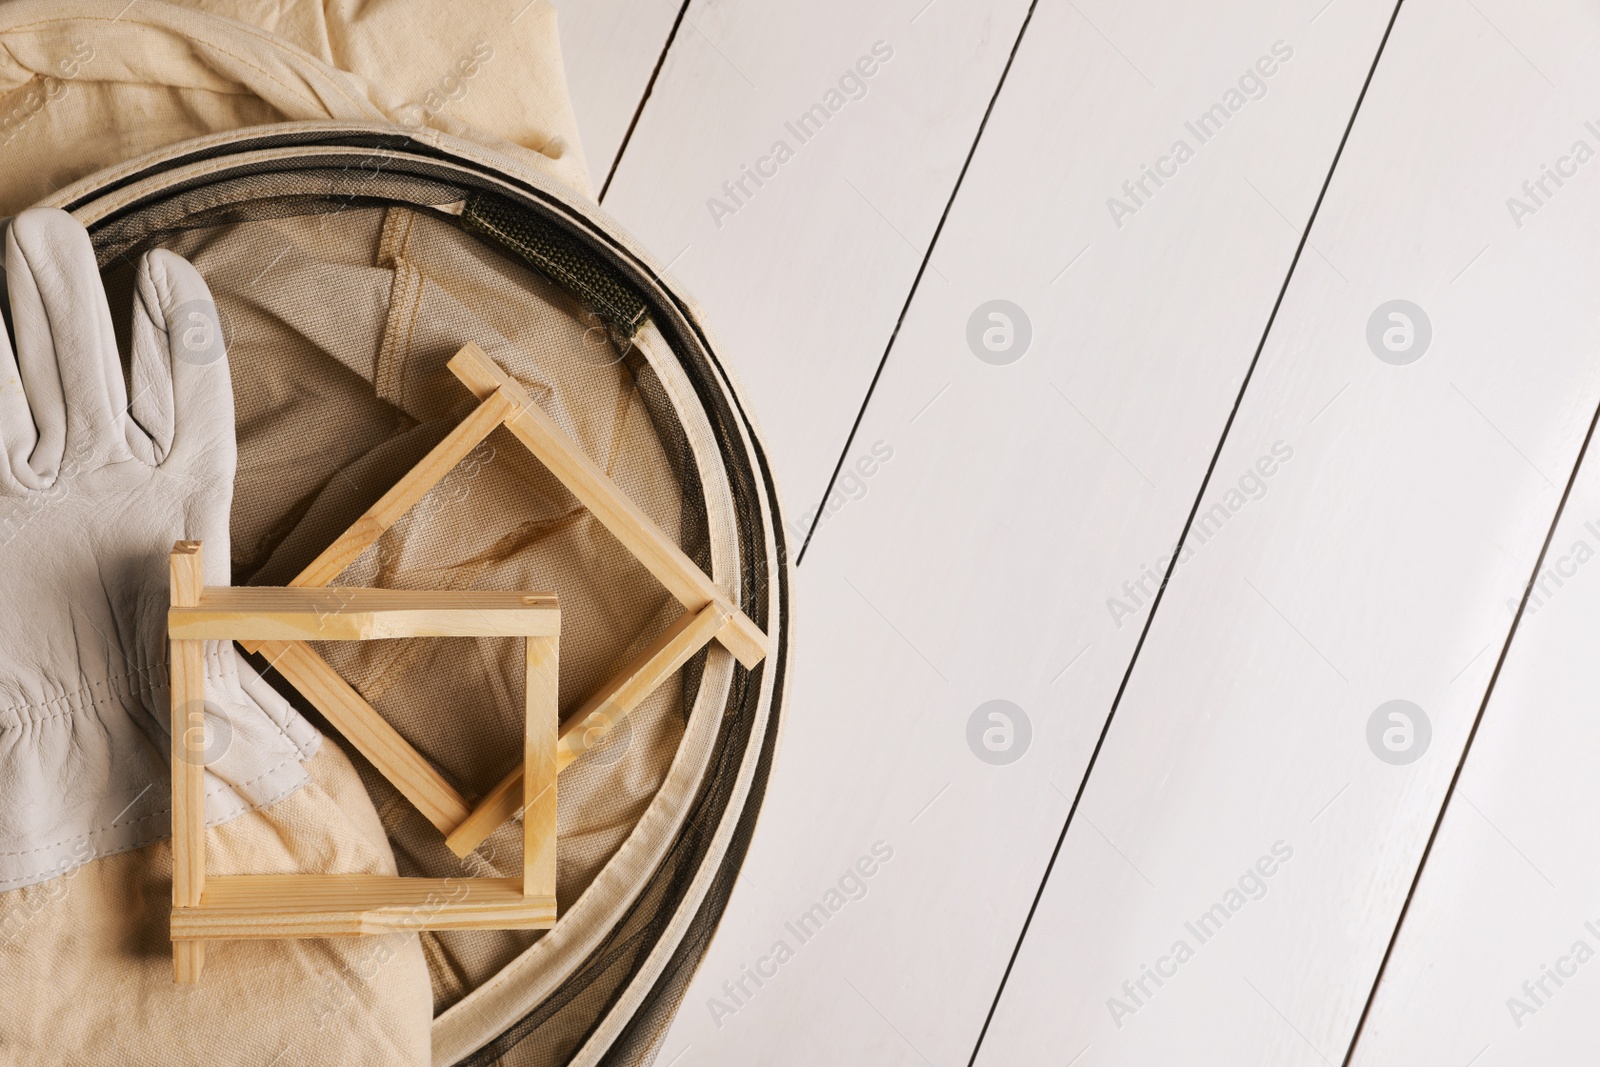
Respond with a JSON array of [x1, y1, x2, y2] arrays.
[[557, 1, 1600, 1063]]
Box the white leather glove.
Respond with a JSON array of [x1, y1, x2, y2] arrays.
[[0, 208, 318, 892]]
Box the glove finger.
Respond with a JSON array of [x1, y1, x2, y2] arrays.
[[0, 226, 42, 495], [126, 257, 176, 464], [129, 248, 232, 475], [5, 208, 130, 477]]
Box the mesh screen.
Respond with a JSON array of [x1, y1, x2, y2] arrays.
[[82, 140, 785, 1067]]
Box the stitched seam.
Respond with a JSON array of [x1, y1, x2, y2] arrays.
[[375, 257, 425, 413], [2, 647, 304, 753], [0, 747, 311, 864], [0, 663, 167, 728], [396, 258, 426, 412], [396, 264, 424, 408], [0, 671, 162, 722]]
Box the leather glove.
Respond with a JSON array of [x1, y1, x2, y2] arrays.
[[0, 207, 318, 892]]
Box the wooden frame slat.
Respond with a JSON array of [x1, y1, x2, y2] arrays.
[[448, 342, 768, 669], [523, 636, 559, 897], [167, 542, 559, 981], [445, 601, 727, 858], [255, 640, 470, 832], [290, 387, 516, 589], [170, 875, 556, 938], [175, 588, 558, 641], [169, 541, 207, 984]]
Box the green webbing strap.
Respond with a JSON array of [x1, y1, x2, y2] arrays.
[[461, 192, 648, 341]]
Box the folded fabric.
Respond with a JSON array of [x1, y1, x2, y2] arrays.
[[0, 6, 734, 1062], [0, 0, 590, 218], [0, 739, 432, 1065]]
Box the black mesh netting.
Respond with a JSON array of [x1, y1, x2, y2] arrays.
[[74, 130, 787, 1067]]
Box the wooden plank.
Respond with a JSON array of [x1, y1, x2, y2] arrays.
[[169, 539, 203, 608], [555, 0, 686, 184], [167, 634, 207, 904], [523, 636, 559, 898], [169, 542, 207, 983], [255, 640, 471, 833], [170, 875, 556, 938], [653, 1, 1404, 1063], [552, 604, 725, 771], [448, 342, 767, 668], [172, 587, 559, 641], [445, 602, 724, 858], [970, 2, 1600, 1064], [288, 388, 515, 589], [1344, 32, 1600, 1046], [1349, 405, 1600, 1064], [239, 388, 515, 658], [600, 0, 1037, 525], [172, 937, 204, 984]]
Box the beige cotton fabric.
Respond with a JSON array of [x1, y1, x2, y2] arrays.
[[0, 740, 433, 1066], [0, 0, 590, 218], [60, 167, 726, 1062], [172, 199, 698, 1016], [0, 2, 603, 1062], [68, 124, 775, 1059]]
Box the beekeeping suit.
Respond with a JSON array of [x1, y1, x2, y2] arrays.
[[0, 4, 789, 1064], [0, 2, 587, 1063], [0, 0, 590, 215]]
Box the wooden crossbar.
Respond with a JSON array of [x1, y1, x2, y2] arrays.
[[174, 588, 559, 641], [169, 542, 207, 984], [291, 387, 517, 590], [170, 875, 556, 939], [167, 542, 559, 981], [255, 640, 470, 832], [445, 601, 727, 857], [448, 343, 768, 670], [523, 636, 559, 898]]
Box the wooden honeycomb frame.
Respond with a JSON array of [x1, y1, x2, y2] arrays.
[[166, 343, 767, 980], [166, 541, 559, 982]]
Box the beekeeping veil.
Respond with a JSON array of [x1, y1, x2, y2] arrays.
[[0, 2, 789, 1064]]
